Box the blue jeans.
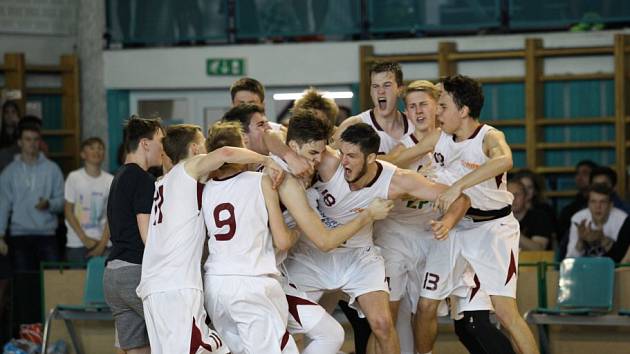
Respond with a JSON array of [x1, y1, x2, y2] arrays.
[[11, 235, 60, 273]]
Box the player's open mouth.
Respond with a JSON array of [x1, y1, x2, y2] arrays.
[[378, 97, 387, 111]]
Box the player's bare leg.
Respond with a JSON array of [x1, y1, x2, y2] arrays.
[[367, 299, 402, 354], [358, 291, 400, 354], [492, 295, 539, 354], [415, 297, 440, 353]]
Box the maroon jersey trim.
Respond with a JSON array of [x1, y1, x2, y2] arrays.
[[365, 161, 384, 188], [212, 170, 245, 181], [453, 123, 485, 142]]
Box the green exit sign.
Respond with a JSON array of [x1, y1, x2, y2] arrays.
[[206, 58, 246, 76]]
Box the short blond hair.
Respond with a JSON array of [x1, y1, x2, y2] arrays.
[[293, 88, 339, 127], [404, 80, 440, 101], [205, 121, 244, 153]]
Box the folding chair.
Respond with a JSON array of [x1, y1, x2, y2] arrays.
[[525, 257, 616, 354], [41, 256, 112, 354]]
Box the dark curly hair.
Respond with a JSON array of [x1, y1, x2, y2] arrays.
[[441, 75, 484, 119]]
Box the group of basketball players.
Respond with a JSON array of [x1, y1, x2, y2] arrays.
[[110, 62, 539, 354]]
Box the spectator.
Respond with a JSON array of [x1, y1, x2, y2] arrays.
[[0, 120, 64, 272], [0, 100, 20, 149], [103, 116, 163, 354], [565, 183, 630, 262], [590, 166, 630, 213], [64, 137, 114, 263], [514, 169, 557, 232], [508, 179, 552, 250], [0, 101, 22, 172], [557, 160, 597, 241]]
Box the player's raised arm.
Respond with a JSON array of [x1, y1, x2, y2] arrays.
[[261, 174, 298, 251], [186, 146, 267, 179], [389, 169, 470, 239], [384, 129, 440, 168], [278, 175, 393, 252], [435, 129, 512, 211]]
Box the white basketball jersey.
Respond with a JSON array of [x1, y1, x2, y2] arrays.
[[312, 161, 395, 248], [357, 109, 413, 154], [203, 171, 279, 277], [137, 163, 206, 299], [433, 124, 513, 210], [387, 134, 438, 226]]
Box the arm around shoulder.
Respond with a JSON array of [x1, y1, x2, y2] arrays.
[[262, 174, 297, 251]]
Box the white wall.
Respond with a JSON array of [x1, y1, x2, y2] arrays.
[[0, 33, 75, 64], [103, 29, 630, 90]]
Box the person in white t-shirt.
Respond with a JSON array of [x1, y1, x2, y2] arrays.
[[566, 183, 629, 259], [64, 137, 113, 262]]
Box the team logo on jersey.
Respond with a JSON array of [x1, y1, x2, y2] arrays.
[[433, 152, 445, 167]]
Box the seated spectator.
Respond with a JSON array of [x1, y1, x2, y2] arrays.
[[590, 166, 630, 213], [64, 137, 114, 263], [565, 183, 630, 262], [508, 179, 552, 250], [0, 121, 64, 272], [514, 169, 557, 233], [557, 160, 597, 241]]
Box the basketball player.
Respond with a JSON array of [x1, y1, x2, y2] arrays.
[[293, 88, 339, 130], [229, 77, 286, 132], [381, 81, 514, 354], [391, 75, 537, 354], [370, 80, 440, 354], [223, 103, 312, 178], [273, 110, 398, 354], [285, 123, 471, 354], [136, 124, 286, 354], [202, 122, 299, 354], [331, 61, 413, 153], [327, 61, 412, 353]]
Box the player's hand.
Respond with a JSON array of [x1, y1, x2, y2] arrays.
[[576, 220, 601, 242], [285, 152, 313, 179], [434, 185, 462, 212], [82, 236, 98, 250], [367, 198, 394, 220], [263, 158, 286, 190], [87, 243, 106, 258], [430, 219, 452, 240], [35, 198, 50, 210], [0, 237, 8, 256], [418, 162, 437, 180]]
